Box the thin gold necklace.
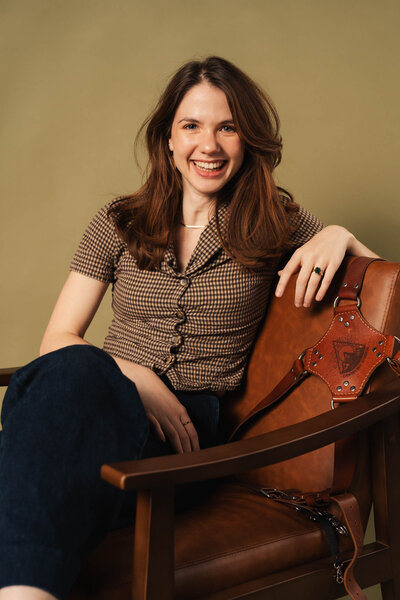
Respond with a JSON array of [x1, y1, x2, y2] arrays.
[[180, 222, 207, 229]]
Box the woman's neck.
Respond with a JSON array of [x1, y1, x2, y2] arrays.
[[181, 193, 216, 227]]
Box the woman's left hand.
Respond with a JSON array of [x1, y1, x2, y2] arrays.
[[275, 225, 380, 307]]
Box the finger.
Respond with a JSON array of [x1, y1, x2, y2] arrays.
[[303, 269, 326, 307], [164, 426, 184, 454], [315, 263, 338, 301], [161, 420, 185, 454], [183, 421, 200, 451], [294, 261, 315, 307], [177, 414, 200, 453], [163, 415, 196, 454], [275, 253, 301, 297], [147, 414, 166, 443]]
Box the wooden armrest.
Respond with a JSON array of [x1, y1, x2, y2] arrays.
[[0, 367, 20, 386], [101, 379, 400, 490]]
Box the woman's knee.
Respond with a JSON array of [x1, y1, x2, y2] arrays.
[[13, 345, 119, 395], [2, 345, 140, 426]]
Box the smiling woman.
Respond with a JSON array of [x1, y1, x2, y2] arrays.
[[168, 83, 245, 196], [0, 56, 379, 600]]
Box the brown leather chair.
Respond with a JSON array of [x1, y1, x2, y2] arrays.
[[1, 257, 400, 599]]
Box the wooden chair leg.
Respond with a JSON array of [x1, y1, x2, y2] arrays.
[[372, 417, 400, 600], [132, 485, 174, 600]]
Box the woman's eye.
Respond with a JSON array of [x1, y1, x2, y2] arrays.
[[221, 125, 236, 133], [183, 123, 198, 130]]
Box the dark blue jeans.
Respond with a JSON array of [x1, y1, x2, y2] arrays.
[[0, 345, 223, 599]]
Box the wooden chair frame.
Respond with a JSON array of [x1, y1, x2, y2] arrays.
[[94, 376, 400, 600]]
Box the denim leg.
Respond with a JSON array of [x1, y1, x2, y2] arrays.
[[0, 345, 150, 599]]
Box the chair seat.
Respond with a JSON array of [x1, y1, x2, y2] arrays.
[[70, 481, 354, 599]]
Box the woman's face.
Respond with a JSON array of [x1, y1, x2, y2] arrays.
[[169, 82, 245, 202]]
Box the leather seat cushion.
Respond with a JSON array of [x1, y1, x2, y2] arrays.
[[71, 481, 353, 599]]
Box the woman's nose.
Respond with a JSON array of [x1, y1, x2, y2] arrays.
[[199, 130, 220, 153]]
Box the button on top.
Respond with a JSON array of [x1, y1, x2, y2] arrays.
[[180, 277, 189, 287]]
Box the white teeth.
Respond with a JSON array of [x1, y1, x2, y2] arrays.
[[193, 160, 225, 170]]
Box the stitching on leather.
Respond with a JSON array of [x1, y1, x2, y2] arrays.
[[380, 269, 398, 332]]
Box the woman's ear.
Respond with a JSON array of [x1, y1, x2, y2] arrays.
[[168, 139, 173, 151]]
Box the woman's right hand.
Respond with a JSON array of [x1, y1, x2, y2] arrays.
[[111, 355, 200, 454]]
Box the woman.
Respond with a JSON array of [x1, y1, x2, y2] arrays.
[[0, 56, 378, 600]]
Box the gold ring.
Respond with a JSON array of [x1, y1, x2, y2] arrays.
[[313, 267, 324, 277]]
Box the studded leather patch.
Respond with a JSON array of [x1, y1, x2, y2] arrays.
[[304, 303, 395, 401]]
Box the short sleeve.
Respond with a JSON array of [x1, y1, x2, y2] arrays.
[[287, 204, 324, 249], [69, 201, 125, 283]]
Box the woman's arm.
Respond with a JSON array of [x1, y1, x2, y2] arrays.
[[40, 271, 109, 355], [275, 225, 380, 308], [40, 271, 200, 454], [40, 272, 108, 355]]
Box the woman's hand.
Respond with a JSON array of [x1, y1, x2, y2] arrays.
[[275, 225, 380, 307], [111, 356, 200, 454]]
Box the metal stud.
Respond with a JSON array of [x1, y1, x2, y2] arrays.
[[337, 386, 342, 392], [378, 340, 383, 345], [350, 386, 356, 392], [377, 352, 382, 358], [314, 349, 319, 354], [350, 315, 355, 320], [344, 322, 349, 327], [343, 282, 347, 287], [372, 347, 376, 352], [312, 362, 317, 367], [338, 317, 344, 322], [354, 283, 359, 289], [344, 381, 349, 386], [319, 354, 323, 359]]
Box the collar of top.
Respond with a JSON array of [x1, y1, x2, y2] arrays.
[[161, 200, 231, 277]]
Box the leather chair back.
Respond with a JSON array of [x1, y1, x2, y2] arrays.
[[222, 259, 400, 506]]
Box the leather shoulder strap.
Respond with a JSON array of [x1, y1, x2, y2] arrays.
[[331, 494, 368, 600]]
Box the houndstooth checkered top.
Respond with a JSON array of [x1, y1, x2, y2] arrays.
[[69, 198, 323, 392]]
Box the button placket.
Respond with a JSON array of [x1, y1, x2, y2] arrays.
[[168, 276, 190, 359]]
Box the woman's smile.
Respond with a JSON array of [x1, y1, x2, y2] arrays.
[[191, 159, 228, 178]]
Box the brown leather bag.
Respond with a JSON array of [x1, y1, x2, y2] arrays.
[[227, 257, 400, 600]]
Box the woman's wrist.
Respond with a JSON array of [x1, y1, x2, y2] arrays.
[[109, 355, 174, 405], [345, 232, 381, 258]]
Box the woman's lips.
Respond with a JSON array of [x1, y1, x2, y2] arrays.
[[191, 160, 228, 178]]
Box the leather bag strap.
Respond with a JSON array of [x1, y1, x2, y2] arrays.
[[337, 256, 381, 301], [331, 494, 368, 600], [227, 356, 307, 442]]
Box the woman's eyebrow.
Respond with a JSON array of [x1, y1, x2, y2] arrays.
[[178, 117, 235, 125]]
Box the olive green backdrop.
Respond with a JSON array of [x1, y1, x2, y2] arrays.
[[1, 2, 399, 597]]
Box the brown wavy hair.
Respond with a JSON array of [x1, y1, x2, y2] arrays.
[[108, 56, 298, 271]]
